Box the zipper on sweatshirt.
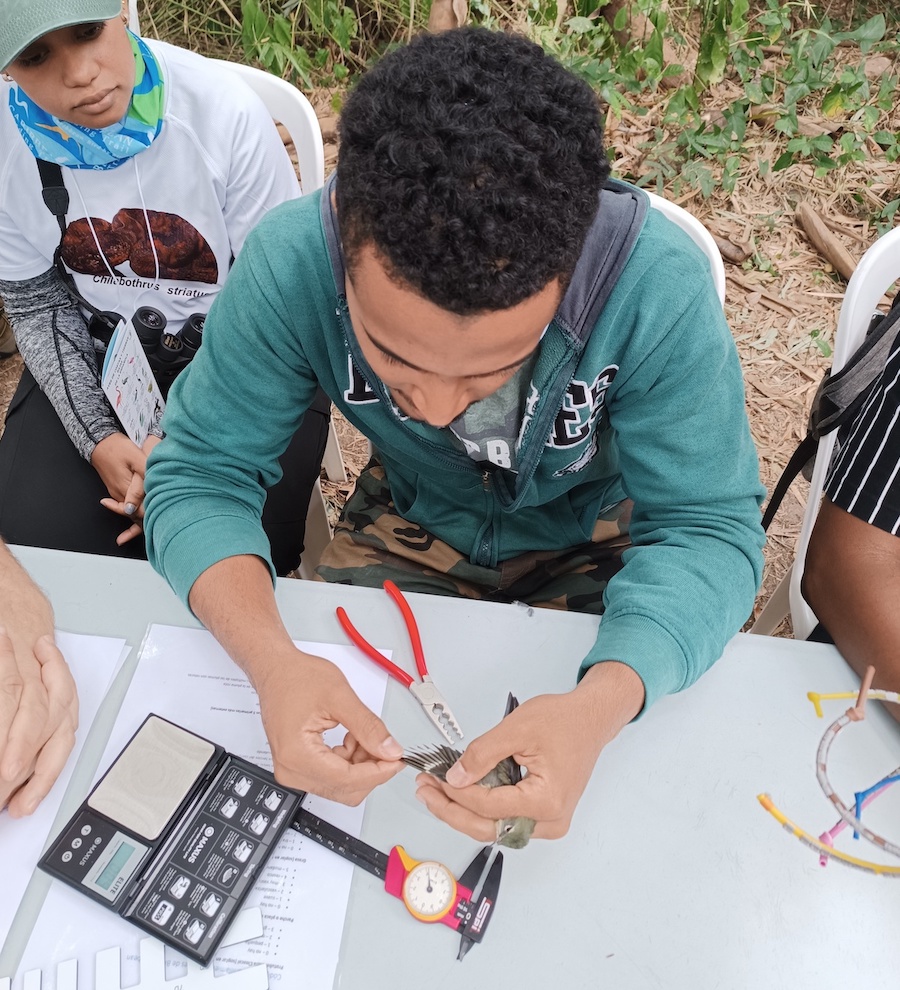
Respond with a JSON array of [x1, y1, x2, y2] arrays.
[[475, 469, 495, 566]]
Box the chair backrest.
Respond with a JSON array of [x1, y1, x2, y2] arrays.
[[788, 223, 900, 639], [645, 190, 726, 306], [216, 61, 325, 195]]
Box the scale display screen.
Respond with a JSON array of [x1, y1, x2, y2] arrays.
[[83, 830, 149, 902]]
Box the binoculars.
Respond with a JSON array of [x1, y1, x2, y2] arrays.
[[90, 306, 204, 398], [134, 307, 204, 398]]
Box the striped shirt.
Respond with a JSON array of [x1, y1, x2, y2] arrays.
[[825, 329, 900, 535]]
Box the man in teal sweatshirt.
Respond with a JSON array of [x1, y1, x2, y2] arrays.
[[144, 28, 765, 844]]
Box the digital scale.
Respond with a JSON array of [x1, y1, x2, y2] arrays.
[[39, 715, 302, 965], [40, 713, 503, 966]]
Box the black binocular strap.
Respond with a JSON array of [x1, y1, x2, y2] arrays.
[[36, 159, 69, 237], [35, 158, 112, 327]]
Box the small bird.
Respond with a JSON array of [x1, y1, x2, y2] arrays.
[[404, 693, 536, 849]]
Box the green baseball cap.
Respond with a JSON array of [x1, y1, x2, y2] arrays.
[[0, 0, 122, 71]]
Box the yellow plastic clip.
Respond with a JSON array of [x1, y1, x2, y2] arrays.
[[807, 690, 858, 719]]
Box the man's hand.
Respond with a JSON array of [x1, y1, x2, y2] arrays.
[[253, 644, 405, 804], [188, 556, 405, 807], [414, 661, 645, 843], [97, 435, 162, 545], [0, 628, 79, 817]]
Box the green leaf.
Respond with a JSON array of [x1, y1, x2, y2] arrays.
[[240, 0, 264, 50], [860, 105, 879, 131], [566, 16, 596, 35], [807, 31, 836, 69], [774, 106, 798, 136], [272, 15, 292, 47], [773, 151, 794, 170], [847, 14, 886, 52], [809, 330, 832, 358], [306, 0, 325, 34], [745, 81, 765, 104], [645, 28, 664, 68], [813, 156, 838, 173], [821, 88, 845, 118], [613, 7, 628, 32], [730, 0, 749, 35], [783, 81, 812, 107], [756, 11, 784, 45], [696, 27, 728, 88]]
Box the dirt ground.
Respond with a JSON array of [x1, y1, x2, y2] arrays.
[[2, 78, 892, 637]]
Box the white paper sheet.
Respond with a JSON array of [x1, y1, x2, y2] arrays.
[[0, 632, 127, 944], [16, 624, 389, 990]]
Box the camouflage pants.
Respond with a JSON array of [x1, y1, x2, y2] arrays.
[[316, 461, 632, 615]]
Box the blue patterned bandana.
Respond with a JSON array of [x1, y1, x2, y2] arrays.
[[7, 30, 164, 170]]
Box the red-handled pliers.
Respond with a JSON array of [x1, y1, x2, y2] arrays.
[[336, 580, 464, 745]]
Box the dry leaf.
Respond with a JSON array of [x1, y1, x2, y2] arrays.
[[862, 55, 892, 80], [796, 116, 837, 138], [427, 0, 468, 32]]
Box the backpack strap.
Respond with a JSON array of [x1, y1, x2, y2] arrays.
[[320, 171, 343, 292], [504, 179, 647, 505], [809, 294, 900, 439], [762, 294, 900, 530], [760, 434, 817, 531]]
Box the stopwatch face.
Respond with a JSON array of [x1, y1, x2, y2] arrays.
[[401, 860, 457, 922]]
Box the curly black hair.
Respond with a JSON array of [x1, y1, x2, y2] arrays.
[[335, 28, 610, 315]]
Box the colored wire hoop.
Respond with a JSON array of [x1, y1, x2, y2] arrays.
[[759, 686, 900, 875], [814, 691, 900, 861], [757, 794, 900, 876]]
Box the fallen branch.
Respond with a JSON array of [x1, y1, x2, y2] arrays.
[[727, 271, 800, 316], [795, 202, 857, 281]]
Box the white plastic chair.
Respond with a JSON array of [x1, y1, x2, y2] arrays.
[[216, 61, 325, 196], [645, 190, 726, 306], [750, 223, 900, 637]]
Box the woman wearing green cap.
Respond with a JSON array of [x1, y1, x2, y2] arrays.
[[0, 0, 328, 571]]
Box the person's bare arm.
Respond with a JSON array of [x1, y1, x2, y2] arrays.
[[0, 541, 78, 815], [803, 497, 900, 720], [188, 555, 404, 804]]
